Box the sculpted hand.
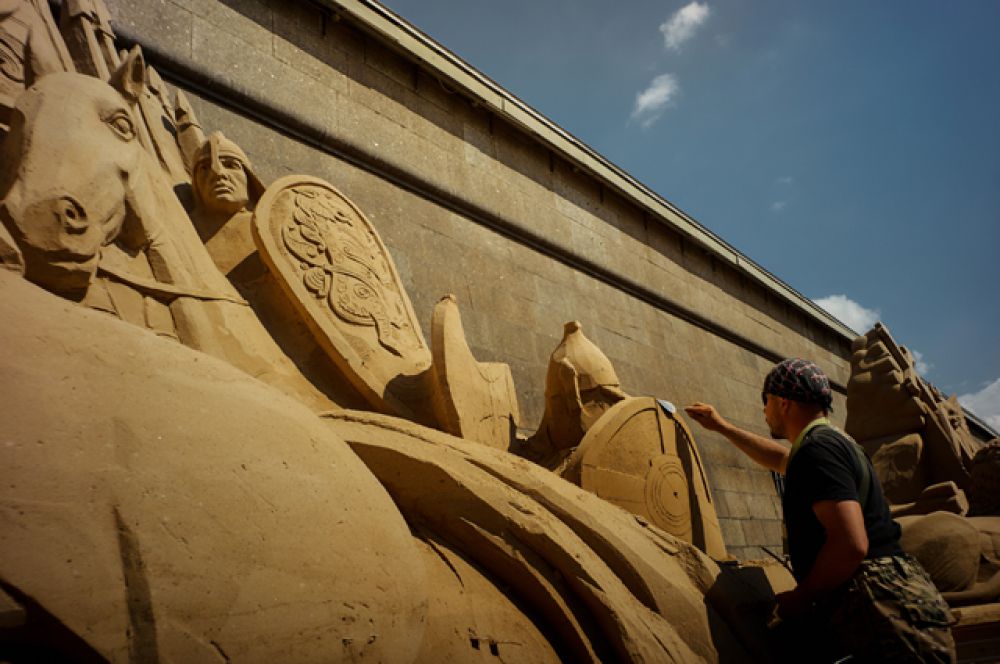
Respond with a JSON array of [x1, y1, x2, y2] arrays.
[[684, 402, 728, 433]]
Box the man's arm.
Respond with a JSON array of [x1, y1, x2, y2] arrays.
[[776, 499, 868, 616], [684, 402, 790, 473]]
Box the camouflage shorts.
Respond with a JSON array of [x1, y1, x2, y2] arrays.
[[826, 554, 956, 664], [771, 555, 956, 664]]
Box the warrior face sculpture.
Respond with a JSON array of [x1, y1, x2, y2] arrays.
[[191, 131, 263, 217]]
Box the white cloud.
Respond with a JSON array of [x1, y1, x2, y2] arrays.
[[813, 294, 880, 334], [660, 2, 711, 51], [630, 73, 680, 128], [910, 349, 931, 376], [813, 295, 933, 377], [771, 200, 787, 212], [959, 378, 1000, 432], [776, 176, 794, 185]]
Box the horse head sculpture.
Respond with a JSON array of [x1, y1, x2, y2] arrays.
[[0, 48, 148, 298], [0, 46, 354, 411]]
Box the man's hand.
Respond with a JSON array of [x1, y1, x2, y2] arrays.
[[684, 401, 790, 473], [775, 588, 812, 619], [684, 402, 728, 433]]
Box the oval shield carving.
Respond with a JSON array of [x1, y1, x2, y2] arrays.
[[252, 175, 429, 416]]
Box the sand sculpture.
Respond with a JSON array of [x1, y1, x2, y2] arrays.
[[846, 322, 981, 505], [968, 439, 1000, 517], [183, 122, 521, 444], [0, 2, 785, 661], [183, 103, 718, 554], [428, 294, 522, 449], [845, 324, 999, 607], [0, 0, 72, 132], [514, 321, 727, 558], [895, 442, 1000, 607], [561, 396, 728, 559], [517, 321, 630, 469], [188, 130, 266, 274]]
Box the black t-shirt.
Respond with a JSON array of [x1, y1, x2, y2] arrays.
[[782, 425, 902, 581]]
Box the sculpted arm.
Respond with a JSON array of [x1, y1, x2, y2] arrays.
[[684, 403, 790, 473]]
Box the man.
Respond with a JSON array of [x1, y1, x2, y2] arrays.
[[686, 358, 955, 663]]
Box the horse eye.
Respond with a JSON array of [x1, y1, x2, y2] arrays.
[[106, 112, 136, 141]]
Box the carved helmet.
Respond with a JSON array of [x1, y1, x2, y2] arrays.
[[540, 321, 628, 450], [192, 131, 266, 203], [547, 321, 628, 402]]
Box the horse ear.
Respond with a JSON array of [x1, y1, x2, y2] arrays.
[[110, 45, 147, 103]]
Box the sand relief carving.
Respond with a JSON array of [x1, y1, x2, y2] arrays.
[[0, 2, 798, 659], [0, 0, 72, 132], [171, 94, 518, 440], [897, 510, 1000, 608], [847, 322, 981, 507], [189, 130, 266, 274], [178, 92, 711, 522], [847, 325, 975, 495], [564, 397, 728, 560], [3, 259, 763, 660], [845, 322, 999, 606], [512, 321, 727, 559], [0, 65, 141, 297], [284, 186, 420, 358], [0, 207, 754, 659], [248, 172, 521, 441], [252, 174, 433, 418], [428, 294, 521, 450], [0, 43, 339, 412], [179, 127, 377, 411], [517, 321, 630, 469]]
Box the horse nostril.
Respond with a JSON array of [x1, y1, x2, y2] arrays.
[[55, 197, 88, 233]]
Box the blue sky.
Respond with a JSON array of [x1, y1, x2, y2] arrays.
[[381, 0, 1000, 430]]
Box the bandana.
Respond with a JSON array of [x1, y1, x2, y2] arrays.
[[762, 358, 833, 410]]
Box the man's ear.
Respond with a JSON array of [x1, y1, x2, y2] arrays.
[[109, 45, 147, 103]]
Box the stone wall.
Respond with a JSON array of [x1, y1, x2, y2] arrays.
[[104, 0, 855, 560]]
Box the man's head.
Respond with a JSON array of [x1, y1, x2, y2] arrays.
[[761, 358, 833, 439], [192, 132, 264, 216]]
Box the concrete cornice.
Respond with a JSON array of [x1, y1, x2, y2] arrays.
[[317, 0, 857, 342]]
